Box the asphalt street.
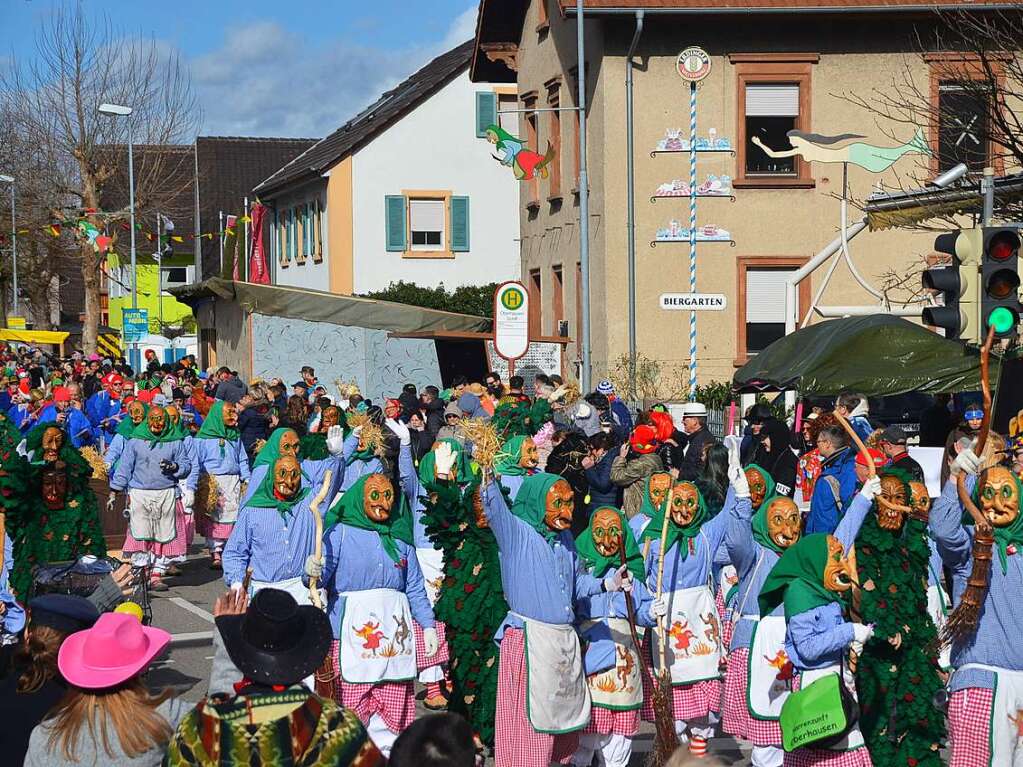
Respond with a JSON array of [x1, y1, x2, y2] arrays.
[[141, 548, 753, 766]]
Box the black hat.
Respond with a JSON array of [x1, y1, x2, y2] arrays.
[[292, 380, 309, 390], [880, 425, 908, 445], [29, 594, 100, 634], [215, 588, 331, 686]]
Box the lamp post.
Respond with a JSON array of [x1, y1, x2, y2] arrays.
[[0, 174, 16, 319]]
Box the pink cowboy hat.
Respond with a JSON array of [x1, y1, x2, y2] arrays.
[[58, 612, 170, 689]]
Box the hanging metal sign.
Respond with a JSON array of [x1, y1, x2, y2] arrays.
[[676, 47, 711, 83]]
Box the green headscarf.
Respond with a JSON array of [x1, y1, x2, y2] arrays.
[[253, 428, 300, 470], [115, 404, 147, 437], [130, 408, 185, 445], [485, 123, 524, 151], [745, 463, 776, 510], [418, 438, 476, 486], [575, 506, 645, 581], [195, 401, 240, 441], [325, 474, 414, 562], [637, 472, 672, 518], [641, 481, 708, 559], [752, 494, 791, 555], [971, 469, 1023, 574], [243, 457, 310, 519], [494, 435, 533, 477], [758, 533, 846, 620], [509, 472, 568, 543]]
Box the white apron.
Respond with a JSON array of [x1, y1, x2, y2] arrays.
[[654, 585, 723, 684], [416, 546, 444, 606], [582, 617, 643, 711], [797, 664, 865, 751], [250, 576, 323, 608], [339, 587, 416, 684], [127, 487, 177, 542], [927, 564, 951, 670], [211, 473, 242, 524], [748, 615, 794, 719], [959, 663, 1023, 767], [519, 614, 591, 733]]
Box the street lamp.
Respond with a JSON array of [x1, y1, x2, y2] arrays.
[[97, 103, 137, 311], [0, 174, 16, 319]]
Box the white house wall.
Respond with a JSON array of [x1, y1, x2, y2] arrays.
[[270, 181, 330, 291], [351, 73, 519, 294]]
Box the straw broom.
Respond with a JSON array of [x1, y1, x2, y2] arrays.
[[650, 483, 680, 765]]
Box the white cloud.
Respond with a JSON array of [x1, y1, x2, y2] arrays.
[[190, 5, 477, 138]]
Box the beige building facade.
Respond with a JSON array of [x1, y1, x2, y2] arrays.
[[471, 0, 1017, 396]]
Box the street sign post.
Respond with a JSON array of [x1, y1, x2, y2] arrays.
[[660, 293, 727, 311], [494, 282, 529, 374]]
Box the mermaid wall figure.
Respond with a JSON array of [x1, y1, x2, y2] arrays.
[[751, 127, 930, 173]]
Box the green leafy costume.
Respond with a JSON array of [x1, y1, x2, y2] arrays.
[[853, 469, 946, 767], [491, 397, 551, 439]]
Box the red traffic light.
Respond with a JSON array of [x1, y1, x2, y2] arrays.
[[988, 231, 1020, 262]]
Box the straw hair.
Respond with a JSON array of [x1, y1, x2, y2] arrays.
[[80, 447, 107, 481], [194, 473, 219, 515], [334, 378, 361, 399], [460, 418, 500, 469], [346, 411, 370, 430], [46, 678, 174, 761], [561, 380, 581, 406]]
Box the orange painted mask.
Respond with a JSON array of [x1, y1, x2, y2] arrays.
[[364, 474, 395, 523], [591, 507, 623, 557], [545, 479, 574, 532]]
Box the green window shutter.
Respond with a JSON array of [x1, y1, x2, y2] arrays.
[[475, 91, 498, 138], [289, 209, 296, 259], [450, 196, 470, 252], [303, 204, 311, 254], [385, 195, 407, 252]]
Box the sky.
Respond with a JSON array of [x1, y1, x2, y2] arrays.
[[0, 0, 478, 138]]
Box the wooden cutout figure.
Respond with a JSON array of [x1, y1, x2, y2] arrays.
[[751, 127, 930, 173], [485, 124, 555, 181]]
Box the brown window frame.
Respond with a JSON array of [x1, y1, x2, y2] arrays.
[[551, 264, 564, 328], [735, 256, 811, 366], [575, 261, 582, 341], [546, 78, 563, 201], [731, 54, 818, 190], [528, 268, 543, 337], [522, 93, 540, 209], [536, 0, 549, 33]]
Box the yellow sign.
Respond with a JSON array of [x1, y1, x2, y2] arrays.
[[6, 317, 26, 329]]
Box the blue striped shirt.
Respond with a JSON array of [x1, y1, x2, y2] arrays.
[[188, 437, 251, 490]]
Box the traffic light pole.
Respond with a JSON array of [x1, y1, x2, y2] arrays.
[[982, 166, 995, 226]]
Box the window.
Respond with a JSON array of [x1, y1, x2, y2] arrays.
[[551, 265, 564, 327], [529, 268, 542, 337], [498, 94, 518, 134], [409, 199, 445, 250], [161, 266, 192, 291], [546, 81, 562, 200], [476, 92, 498, 138], [736, 256, 810, 364], [523, 95, 540, 207], [731, 54, 816, 188], [938, 83, 991, 172], [313, 198, 323, 262], [536, 0, 549, 32]]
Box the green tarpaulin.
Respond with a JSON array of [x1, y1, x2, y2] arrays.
[[733, 315, 998, 395]]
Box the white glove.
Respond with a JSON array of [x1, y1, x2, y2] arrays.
[[858, 475, 882, 501], [434, 441, 457, 478], [650, 595, 669, 618], [385, 417, 411, 446], [304, 554, 323, 580], [325, 425, 344, 456], [549, 385, 568, 403], [852, 623, 874, 644], [106, 493, 117, 513], [339, 398, 350, 411], [731, 467, 751, 499], [953, 446, 982, 477], [603, 564, 632, 593], [575, 402, 592, 419], [424, 627, 439, 657]]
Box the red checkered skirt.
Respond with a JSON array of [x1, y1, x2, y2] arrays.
[[196, 513, 233, 541], [330, 640, 415, 732], [494, 627, 580, 767], [639, 634, 721, 722], [949, 687, 995, 767], [783, 745, 873, 767], [584, 705, 639, 737], [721, 647, 783, 746], [414, 619, 449, 669], [122, 499, 190, 558]]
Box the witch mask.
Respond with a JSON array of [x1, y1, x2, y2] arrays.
[[41, 464, 68, 510], [148, 406, 167, 435], [979, 466, 1020, 528], [128, 401, 146, 425], [364, 474, 395, 522], [591, 507, 622, 557], [909, 481, 931, 522], [876, 474, 911, 531], [321, 407, 341, 429], [272, 456, 302, 500], [520, 438, 540, 469], [746, 467, 768, 509], [766, 496, 801, 549], [670, 481, 700, 527], [41, 427, 64, 463], [545, 479, 574, 532], [648, 473, 672, 509], [221, 402, 239, 427], [279, 429, 301, 458], [823, 535, 857, 592]]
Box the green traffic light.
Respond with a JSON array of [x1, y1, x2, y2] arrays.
[[987, 307, 1017, 334]]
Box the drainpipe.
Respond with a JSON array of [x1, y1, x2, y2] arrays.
[[625, 10, 644, 400], [577, 0, 592, 391]]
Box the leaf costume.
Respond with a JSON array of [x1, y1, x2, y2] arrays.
[[853, 470, 946, 767], [491, 398, 551, 439]]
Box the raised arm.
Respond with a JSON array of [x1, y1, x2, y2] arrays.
[[834, 491, 874, 552], [929, 477, 972, 570], [404, 547, 436, 628], [341, 431, 361, 463], [397, 443, 418, 502], [751, 136, 800, 158], [725, 487, 758, 573], [482, 478, 518, 548]]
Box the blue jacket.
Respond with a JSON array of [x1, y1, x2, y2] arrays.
[[36, 405, 94, 448], [609, 398, 633, 433], [805, 447, 857, 535], [584, 449, 618, 510]]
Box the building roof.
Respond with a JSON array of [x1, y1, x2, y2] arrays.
[[255, 41, 475, 197], [559, 0, 1018, 9]]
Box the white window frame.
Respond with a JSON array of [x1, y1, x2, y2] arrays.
[[408, 198, 446, 252]]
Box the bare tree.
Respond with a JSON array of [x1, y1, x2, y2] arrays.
[[0, 2, 199, 352]]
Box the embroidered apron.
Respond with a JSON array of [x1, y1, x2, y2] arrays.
[[127, 487, 177, 543], [927, 564, 951, 670], [959, 663, 1023, 766], [797, 664, 865, 751], [416, 546, 444, 606], [211, 473, 242, 525], [654, 585, 722, 684], [250, 575, 323, 609], [748, 616, 793, 719], [518, 613, 591, 733], [339, 587, 416, 684], [582, 617, 643, 711]]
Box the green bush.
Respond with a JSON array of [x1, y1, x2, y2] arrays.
[[359, 281, 499, 318]]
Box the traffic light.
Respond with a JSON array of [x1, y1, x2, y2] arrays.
[[980, 227, 1022, 339], [923, 228, 982, 342]]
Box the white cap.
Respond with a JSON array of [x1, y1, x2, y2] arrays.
[[682, 402, 708, 417]]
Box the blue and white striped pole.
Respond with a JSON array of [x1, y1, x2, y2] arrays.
[[688, 80, 698, 401]]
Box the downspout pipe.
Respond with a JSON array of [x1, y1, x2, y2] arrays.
[[625, 10, 644, 400], [577, 0, 592, 391]]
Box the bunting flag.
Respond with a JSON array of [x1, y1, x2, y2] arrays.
[[47, 224, 61, 237]]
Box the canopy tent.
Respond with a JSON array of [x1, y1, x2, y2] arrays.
[[733, 315, 997, 396], [0, 329, 69, 349]]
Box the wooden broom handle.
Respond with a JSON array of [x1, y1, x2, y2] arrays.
[[958, 326, 997, 533], [834, 411, 875, 479], [654, 484, 674, 674], [308, 469, 333, 610]]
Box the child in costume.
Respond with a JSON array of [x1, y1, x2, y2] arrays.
[[571, 506, 658, 767]]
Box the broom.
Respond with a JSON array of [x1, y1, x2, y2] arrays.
[[942, 325, 996, 645], [303, 470, 337, 699], [649, 483, 680, 765]]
